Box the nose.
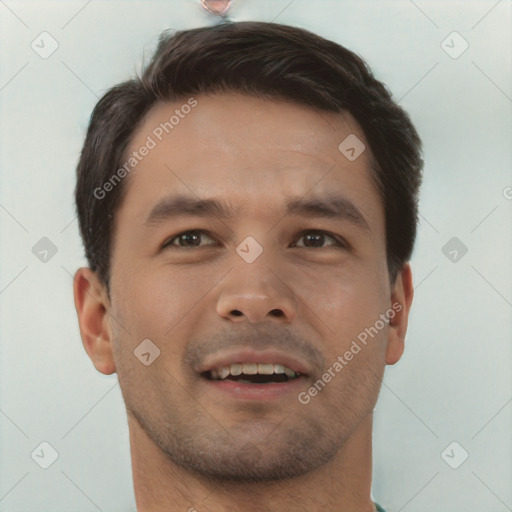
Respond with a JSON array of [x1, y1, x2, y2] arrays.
[[216, 261, 298, 324]]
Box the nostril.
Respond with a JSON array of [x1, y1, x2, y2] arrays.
[[270, 309, 283, 317], [231, 310, 243, 316]]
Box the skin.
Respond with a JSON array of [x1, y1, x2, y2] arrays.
[[73, 92, 414, 512]]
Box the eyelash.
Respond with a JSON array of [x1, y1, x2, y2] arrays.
[[162, 229, 349, 250]]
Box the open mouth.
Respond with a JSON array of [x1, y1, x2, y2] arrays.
[[201, 363, 303, 384]]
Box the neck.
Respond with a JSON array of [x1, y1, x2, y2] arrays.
[[129, 413, 376, 512]]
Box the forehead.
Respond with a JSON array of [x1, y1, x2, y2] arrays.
[[116, 92, 382, 229]]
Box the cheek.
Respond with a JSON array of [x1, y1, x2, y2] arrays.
[[295, 263, 389, 364], [113, 262, 219, 341], [296, 262, 386, 321]]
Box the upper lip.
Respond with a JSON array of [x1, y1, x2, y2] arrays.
[[196, 348, 311, 376]]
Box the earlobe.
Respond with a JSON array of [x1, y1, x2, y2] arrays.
[[385, 263, 414, 366], [73, 268, 116, 375]]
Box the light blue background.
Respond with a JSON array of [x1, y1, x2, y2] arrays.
[[1, 1, 511, 511]]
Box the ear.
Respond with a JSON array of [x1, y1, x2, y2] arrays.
[[73, 267, 116, 375], [385, 263, 414, 365]]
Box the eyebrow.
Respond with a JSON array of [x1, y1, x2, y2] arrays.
[[144, 194, 370, 230]]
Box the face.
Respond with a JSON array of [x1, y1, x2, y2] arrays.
[[80, 92, 410, 482]]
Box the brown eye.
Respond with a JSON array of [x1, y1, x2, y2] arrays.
[[292, 230, 347, 249], [163, 230, 216, 249]]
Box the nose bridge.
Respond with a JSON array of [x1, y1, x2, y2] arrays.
[[216, 244, 297, 324]]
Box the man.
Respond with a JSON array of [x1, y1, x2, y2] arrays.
[[73, 21, 422, 512]]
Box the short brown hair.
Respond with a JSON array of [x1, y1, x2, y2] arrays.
[[75, 21, 423, 288]]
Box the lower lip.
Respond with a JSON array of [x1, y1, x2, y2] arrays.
[[203, 376, 306, 400]]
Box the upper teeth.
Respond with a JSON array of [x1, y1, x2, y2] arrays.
[[210, 363, 297, 380]]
